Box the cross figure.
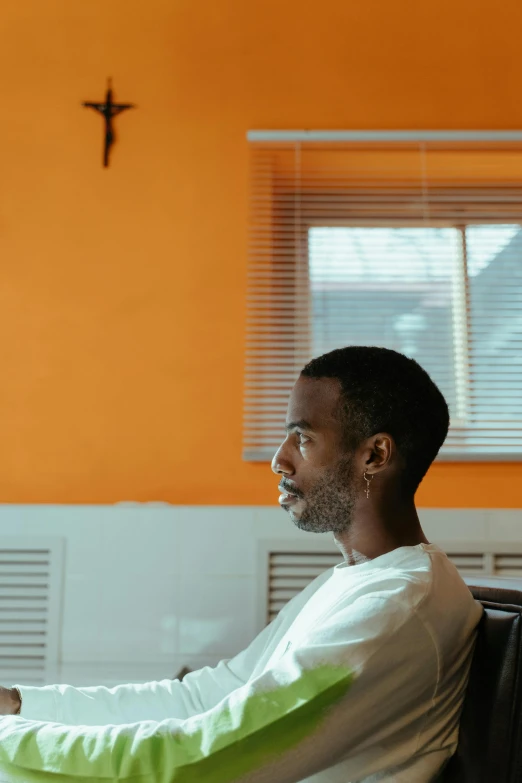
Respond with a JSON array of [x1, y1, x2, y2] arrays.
[[82, 79, 134, 167]]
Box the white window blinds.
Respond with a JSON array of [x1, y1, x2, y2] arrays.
[[244, 133, 522, 461]]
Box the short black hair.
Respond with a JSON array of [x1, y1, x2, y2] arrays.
[[301, 346, 450, 494]]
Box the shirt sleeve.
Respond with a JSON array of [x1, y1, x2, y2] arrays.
[[15, 595, 293, 726], [0, 594, 439, 783]]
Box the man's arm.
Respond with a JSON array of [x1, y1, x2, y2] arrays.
[[7, 569, 328, 726], [5, 596, 294, 726], [0, 594, 440, 783]]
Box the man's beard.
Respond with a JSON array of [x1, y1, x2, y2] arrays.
[[286, 455, 358, 534]]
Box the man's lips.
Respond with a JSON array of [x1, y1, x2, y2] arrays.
[[278, 485, 302, 506]]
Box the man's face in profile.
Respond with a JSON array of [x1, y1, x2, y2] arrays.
[[271, 376, 359, 534]]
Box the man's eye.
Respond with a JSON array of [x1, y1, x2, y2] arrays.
[[296, 432, 310, 446]]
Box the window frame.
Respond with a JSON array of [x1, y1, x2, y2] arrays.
[[244, 135, 522, 462]]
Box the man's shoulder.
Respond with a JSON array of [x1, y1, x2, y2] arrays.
[[329, 544, 473, 620]]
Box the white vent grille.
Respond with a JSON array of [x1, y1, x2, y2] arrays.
[[445, 552, 487, 574], [263, 542, 522, 624], [269, 552, 342, 622], [493, 553, 522, 578], [0, 539, 64, 684]]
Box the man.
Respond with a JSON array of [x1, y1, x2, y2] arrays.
[[0, 347, 481, 782]]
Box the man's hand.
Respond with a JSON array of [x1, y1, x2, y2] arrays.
[[0, 687, 20, 715]]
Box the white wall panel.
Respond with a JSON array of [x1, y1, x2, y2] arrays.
[[0, 504, 518, 688]]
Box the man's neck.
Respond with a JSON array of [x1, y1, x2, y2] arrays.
[[340, 547, 372, 566], [334, 497, 429, 564]]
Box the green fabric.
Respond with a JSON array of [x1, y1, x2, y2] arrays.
[[0, 664, 354, 782]]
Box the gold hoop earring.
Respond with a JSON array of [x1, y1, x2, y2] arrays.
[[363, 471, 374, 499]]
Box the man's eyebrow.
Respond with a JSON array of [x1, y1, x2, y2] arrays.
[[285, 419, 314, 433]]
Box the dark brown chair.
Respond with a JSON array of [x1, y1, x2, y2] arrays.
[[440, 577, 522, 782]]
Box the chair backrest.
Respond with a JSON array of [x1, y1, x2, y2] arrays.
[[441, 577, 522, 782]]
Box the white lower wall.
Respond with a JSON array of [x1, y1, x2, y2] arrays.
[[0, 504, 520, 687]]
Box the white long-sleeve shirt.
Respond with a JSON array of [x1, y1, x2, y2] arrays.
[[0, 542, 482, 782]]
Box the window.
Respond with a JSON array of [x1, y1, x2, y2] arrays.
[[244, 135, 522, 460]]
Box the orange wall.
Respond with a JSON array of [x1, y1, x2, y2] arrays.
[[1, 0, 522, 506]]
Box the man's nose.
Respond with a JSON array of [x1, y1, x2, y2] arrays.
[[271, 439, 294, 476]]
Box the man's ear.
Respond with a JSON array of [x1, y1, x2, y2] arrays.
[[361, 433, 395, 475]]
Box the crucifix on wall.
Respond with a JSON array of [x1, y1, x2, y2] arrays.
[[82, 79, 135, 167]]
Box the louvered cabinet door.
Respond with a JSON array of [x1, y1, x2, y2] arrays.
[[0, 539, 64, 684]]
